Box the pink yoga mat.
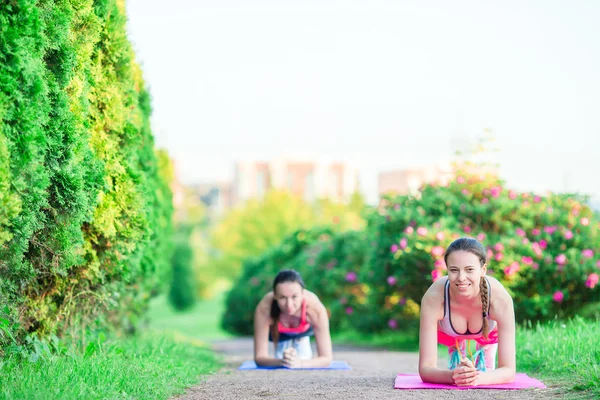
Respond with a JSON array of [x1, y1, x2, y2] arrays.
[[394, 373, 546, 389]]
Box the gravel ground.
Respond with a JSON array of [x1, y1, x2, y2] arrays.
[[176, 338, 563, 400]]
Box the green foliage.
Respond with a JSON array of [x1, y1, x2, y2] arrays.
[[208, 190, 366, 284], [168, 228, 197, 311], [0, 0, 173, 349]]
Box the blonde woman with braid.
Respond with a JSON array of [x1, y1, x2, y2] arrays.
[[418, 237, 516, 386]]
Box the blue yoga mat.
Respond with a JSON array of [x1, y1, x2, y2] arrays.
[[238, 360, 351, 370]]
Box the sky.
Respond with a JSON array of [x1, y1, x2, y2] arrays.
[[125, 0, 600, 205]]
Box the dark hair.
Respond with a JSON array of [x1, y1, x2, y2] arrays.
[[444, 237, 490, 340], [270, 269, 305, 345]]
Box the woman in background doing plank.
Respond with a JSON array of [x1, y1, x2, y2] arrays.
[[254, 269, 333, 368]]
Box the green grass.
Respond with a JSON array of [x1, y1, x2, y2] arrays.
[[516, 317, 600, 397], [0, 332, 221, 400], [0, 294, 231, 400], [145, 292, 232, 342]]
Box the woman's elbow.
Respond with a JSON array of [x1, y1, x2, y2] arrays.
[[254, 356, 266, 366], [418, 366, 431, 382], [505, 367, 516, 383]]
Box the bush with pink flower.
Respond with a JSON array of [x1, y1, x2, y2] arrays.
[[368, 164, 600, 327]]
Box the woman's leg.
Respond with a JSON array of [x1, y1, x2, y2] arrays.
[[447, 339, 466, 370], [475, 342, 498, 370], [293, 336, 313, 360]]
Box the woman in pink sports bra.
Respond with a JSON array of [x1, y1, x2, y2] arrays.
[[418, 237, 516, 386], [253, 270, 333, 368]]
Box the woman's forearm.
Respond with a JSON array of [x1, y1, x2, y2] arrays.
[[419, 366, 454, 384], [254, 356, 284, 367], [298, 355, 332, 368], [477, 367, 515, 385]]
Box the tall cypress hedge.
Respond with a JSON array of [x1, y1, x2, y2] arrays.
[[0, 0, 173, 349]]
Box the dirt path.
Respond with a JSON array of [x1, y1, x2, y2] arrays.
[[178, 338, 558, 399]]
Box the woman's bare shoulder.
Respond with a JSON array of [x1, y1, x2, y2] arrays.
[[486, 275, 514, 307], [256, 292, 274, 314], [422, 276, 447, 302]]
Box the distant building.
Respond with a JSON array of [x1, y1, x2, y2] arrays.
[[233, 158, 359, 205], [187, 182, 233, 220], [378, 163, 454, 198]]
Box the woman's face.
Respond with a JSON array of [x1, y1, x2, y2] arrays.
[[274, 281, 304, 316], [446, 250, 486, 297]]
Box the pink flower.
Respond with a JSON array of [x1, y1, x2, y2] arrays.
[[523, 201, 530, 207], [539, 240, 548, 249], [482, 198, 489, 204], [345, 307, 354, 315], [532, 243, 543, 257], [390, 244, 399, 253], [516, 228, 526, 237], [555, 254, 567, 265], [582, 249, 594, 258], [457, 176, 465, 184], [394, 204, 400, 210], [434, 259, 447, 270], [345, 272, 357, 282], [462, 189, 470, 196], [477, 233, 486, 242], [490, 186, 502, 198], [388, 319, 398, 329], [522, 238, 530, 244], [400, 238, 408, 249], [435, 232, 445, 241], [463, 226, 472, 234], [495, 252, 504, 262], [532, 262, 539, 270], [387, 276, 397, 286], [564, 230, 573, 240], [431, 269, 442, 282], [532, 228, 541, 236], [504, 261, 520, 277], [543, 226, 557, 235], [534, 196, 541, 203], [405, 226, 414, 234], [417, 227, 428, 236], [552, 291, 564, 303], [546, 207, 553, 214], [431, 246, 445, 257], [581, 217, 590, 226], [508, 190, 517, 200], [597, 260, 600, 268], [572, 209, 579, 216], [586, 273, 599, 289], [494, 243, 504, 252], [522, 256, 534, 265]]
